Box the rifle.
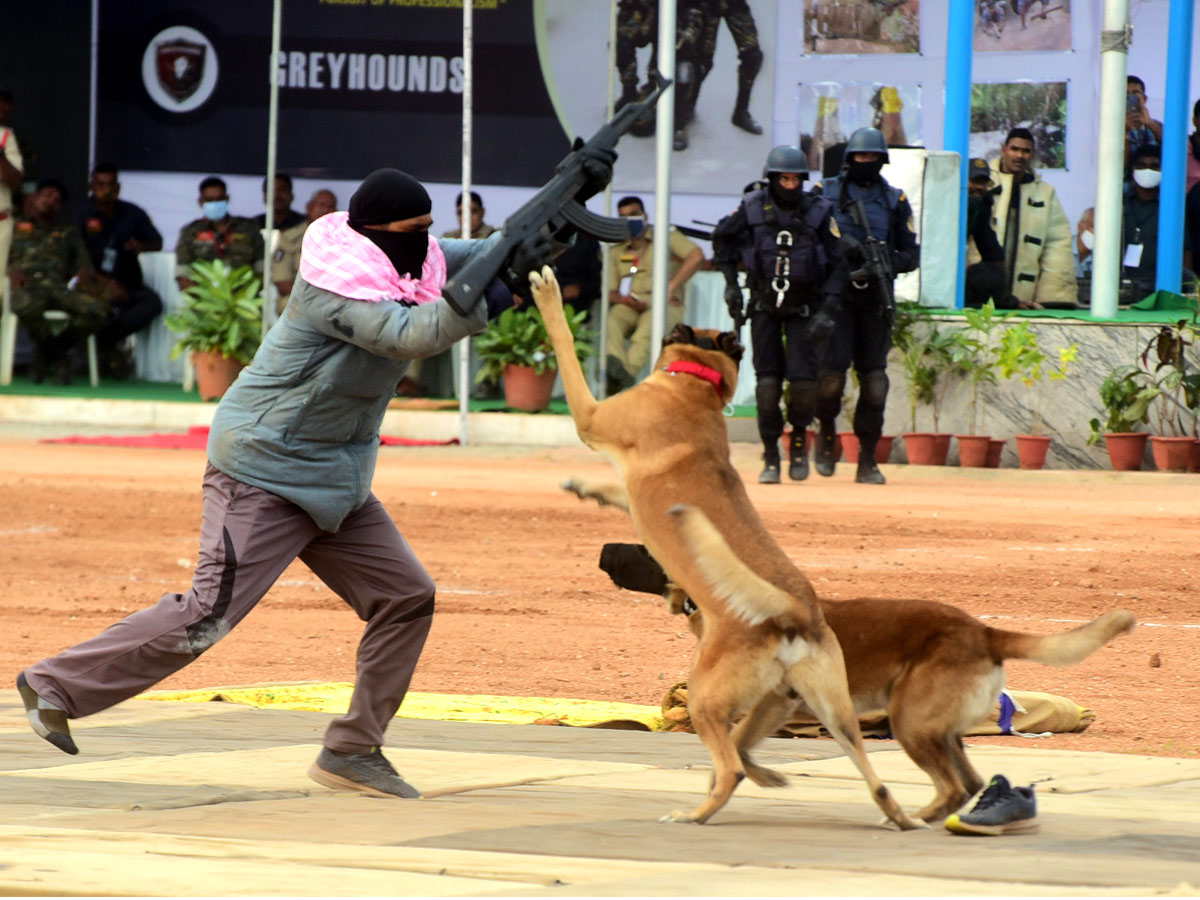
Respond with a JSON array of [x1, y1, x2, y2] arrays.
[[442, 71, 672, 316], [846, 195, 896, 325]]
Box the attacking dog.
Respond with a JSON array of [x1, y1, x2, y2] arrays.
[[597, 539, 1136, 823], [527, 265, 920, 830]]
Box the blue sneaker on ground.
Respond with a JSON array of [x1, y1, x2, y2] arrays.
[[945, 774, 1039, 835]]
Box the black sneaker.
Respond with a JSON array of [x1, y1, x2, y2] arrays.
[[308, 747, 422, 799], [855, 460, 887, 484], [673, 127, 689, 151], [945, 774, 1039, 835], [814, 426, 837, 477], [17, 672, 78, 755], [731, 108, 763, 135], [758, 447, 782, 484]]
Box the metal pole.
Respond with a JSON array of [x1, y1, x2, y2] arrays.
[[650, 0, 676, 354], [1155, 0, 1193, 295], [262, 0, 282, 333], [598, 0, 618, 397], [88, 0, 98, 174], [458, 0, 473, 445], [942, 0, 973, 310], [1091, 0, 1131, 318]]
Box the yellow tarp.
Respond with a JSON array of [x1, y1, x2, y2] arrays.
[[140, 683, 666, 731]]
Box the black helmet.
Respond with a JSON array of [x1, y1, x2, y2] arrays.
[[844, 127, 889, 162], [762, 144, 808, 177]]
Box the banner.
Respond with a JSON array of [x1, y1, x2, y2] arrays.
[[95, 0, 570, 186]]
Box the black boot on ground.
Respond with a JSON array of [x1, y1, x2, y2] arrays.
[[788, 433, 809, 481], [856, 459, 887, 485], [731, 107, 763, 135], [814, 425, 837, 477], [758, 446, 781, 484]]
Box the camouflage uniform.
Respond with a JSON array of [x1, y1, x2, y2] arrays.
[[677, 0, 762, 130], [8, 217, 114, 342], [616, 0, 657, 103], [174, 216, 264, 281]]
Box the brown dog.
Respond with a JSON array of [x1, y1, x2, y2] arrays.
[[528, 266, 919, 829], [597, 536, 1136, 823]]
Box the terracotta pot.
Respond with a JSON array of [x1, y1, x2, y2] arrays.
[[1102, 432, 1148, 471], [502, 364, 557, 412], [902, 432, 951, 466], [192, 350, 245, 402], [1149, 435, 1194, 472], [986, 437, 1006, 468], [1189, 439, 1200, 474], [956, 434, 992, 468], [1014, 434, 1052, 470], [875, 435, 895, 464], [839, 432, 860, 463]]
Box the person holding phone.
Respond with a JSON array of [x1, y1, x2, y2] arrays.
[[1125, 76, 1163, 171]]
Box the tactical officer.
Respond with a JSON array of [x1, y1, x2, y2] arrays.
[[818, 126, 919, 484], [175, 176, 264, 291], [712, 144, 845, 484]]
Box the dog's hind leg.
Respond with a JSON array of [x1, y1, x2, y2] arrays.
[[786, 632, 922, 830], [948, 735, 984, 802], [889, 718, 971, 823], [732, 691, 795, 788], [561, 478, 630, 512]]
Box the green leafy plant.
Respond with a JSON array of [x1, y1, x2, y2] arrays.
[[1136, 321, 1200, 437], [997, 322, 1078, 435], [164, 260, 263, 365], [948, 300, 1014, 435], [892, 302, 957, 432], [1087, 365, 1156, 444], [474, 304, 595, 385]]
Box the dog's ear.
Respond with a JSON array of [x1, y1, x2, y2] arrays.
[[663, 323, 695, 347], [716, 331, 745, 365]]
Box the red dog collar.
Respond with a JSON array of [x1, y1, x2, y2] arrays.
[[665, 360, 723, 398]]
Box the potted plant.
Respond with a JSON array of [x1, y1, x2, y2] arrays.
[[474, 303, 595, 412], [948, 301, 1011, 467], [1087, 365, 1155, 470], [892, 303, 957, 465], [1137, 321, 1200, 471], [997, 322, 1079, 469], [164, 259, 263, 401]]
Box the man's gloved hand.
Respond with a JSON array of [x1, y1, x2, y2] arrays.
[[573, 137, 617, 202], [724, 284, 745, 327], [839, 234, 864, 266], [808, 296, 840, 348], [483, 277, 516, 319], [502, 230, 556, 303]]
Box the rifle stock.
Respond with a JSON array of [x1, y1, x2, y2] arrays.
[[442, 71, 672, 315]]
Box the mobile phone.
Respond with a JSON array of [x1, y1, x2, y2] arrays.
[[1126, 93, 1140, 112]]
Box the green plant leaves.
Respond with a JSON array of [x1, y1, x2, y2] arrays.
[[474, 304, 596, 384], [165, 260, 263, 365]]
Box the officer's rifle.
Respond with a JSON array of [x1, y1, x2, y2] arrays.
[[442, 71, 671, 315], [846, 195, 896, 325]]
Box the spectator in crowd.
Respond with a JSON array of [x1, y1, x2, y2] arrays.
[[175, 176, 264, 292], [1187, 98, 1200, 196], [439, 191, 496, 240], [0, 88, 24, 291], [73, 162, 165, 378], [254, 173, 306, 232], [551, 230, 603, 322], [1077, 145, 1195, 303], [1125, 76, 1163, 171], [605, 195, 704, 394], [270, 188, 337, 315], [8, 178, 115, 384], [986, 127, 1076, 309], [964, 157, 1008, 308]]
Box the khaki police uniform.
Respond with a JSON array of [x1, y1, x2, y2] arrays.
[[0, 126, 23, 286]]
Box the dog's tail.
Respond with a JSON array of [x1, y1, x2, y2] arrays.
[[668, 504, 796, 625], [988, 610, 1136, 666]]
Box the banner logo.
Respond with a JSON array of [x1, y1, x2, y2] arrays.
[[142, 26, 219, 112]]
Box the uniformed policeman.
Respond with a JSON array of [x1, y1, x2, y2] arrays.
[[9, 179, 116, 385], [818, 126, 920, 485], [712, 144, 845, 484], [175, 176, 264, 291]]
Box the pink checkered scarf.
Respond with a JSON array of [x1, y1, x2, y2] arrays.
[[299, 211, 446, 304]]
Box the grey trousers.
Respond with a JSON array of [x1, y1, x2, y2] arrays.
[[25, 464, 436, 753]]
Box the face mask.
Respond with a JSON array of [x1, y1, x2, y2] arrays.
[[1132, 168, 1162, 189], [1080, 229, 1095, 251], [202, 200, 228, 222], [362, 229, 429, 279], [768, 179, 803, 208], [623, 215, 647, 238], [846, 160, 884, 185]]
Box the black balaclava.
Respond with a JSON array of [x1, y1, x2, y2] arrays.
[[768, 173, 803, 209], [348, 168, 432, 278], [846, 157, 884, 186]]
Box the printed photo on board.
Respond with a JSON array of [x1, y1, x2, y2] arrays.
[[975, 0, 1071, 53], [804, 0, 920, 55], [970, 81, 1067, 170], [798, 82, 923, 177]]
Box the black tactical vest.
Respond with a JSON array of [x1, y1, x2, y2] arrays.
[[741, 189, 831, 297]]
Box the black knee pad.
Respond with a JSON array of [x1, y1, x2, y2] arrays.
[[739, 45, 763, 78], [858, 369, 890, 409], [815, 370, 846, 403], [755, 376, 783, 411]]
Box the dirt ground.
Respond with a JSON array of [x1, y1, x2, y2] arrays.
[[3, 438, 1197, 760]]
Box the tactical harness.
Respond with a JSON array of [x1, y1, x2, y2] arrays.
[[741, 189, 831, 315]]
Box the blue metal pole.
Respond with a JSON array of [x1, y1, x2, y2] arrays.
[[943, 0, 975, 309], [1156, 0, 1194, 294]]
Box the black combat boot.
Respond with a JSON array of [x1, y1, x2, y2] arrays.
[[788, 430, 809, 481], [758, 444, 781, 484], [814, 422, 837, 477], [856, 459, 887, 484], [731, 78, 763, 135]]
